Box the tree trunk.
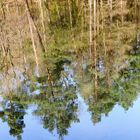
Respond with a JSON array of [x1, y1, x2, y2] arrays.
[[88, 0, 93, 58], [25, 2, 39, 70]]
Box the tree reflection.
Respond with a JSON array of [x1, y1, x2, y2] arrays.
[[79, 37, 140, 124], [0, 98, 26, 140], [33, 85, 79, 139], [32, 64, 79, 139]]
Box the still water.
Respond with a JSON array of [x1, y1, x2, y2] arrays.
[[0, 93, 140, 140], [0, 57, 140, 140]]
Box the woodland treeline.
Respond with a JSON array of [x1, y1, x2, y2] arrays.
[[0, 0, 140, 68], [0, 0, 140, 99]]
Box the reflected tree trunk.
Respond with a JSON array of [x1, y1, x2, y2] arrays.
[[25, 0, 46, 53], [120, 0, 124, 25], [109, 0, 112, 24], [93, 0, 97, 101], [38, 0, 46, 44], [68, 0, 72, 28], [15, 0, 27, 65], [88, 0, 93, 58], [44, 1, 51, 24], [25, 1, 39, 71]]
